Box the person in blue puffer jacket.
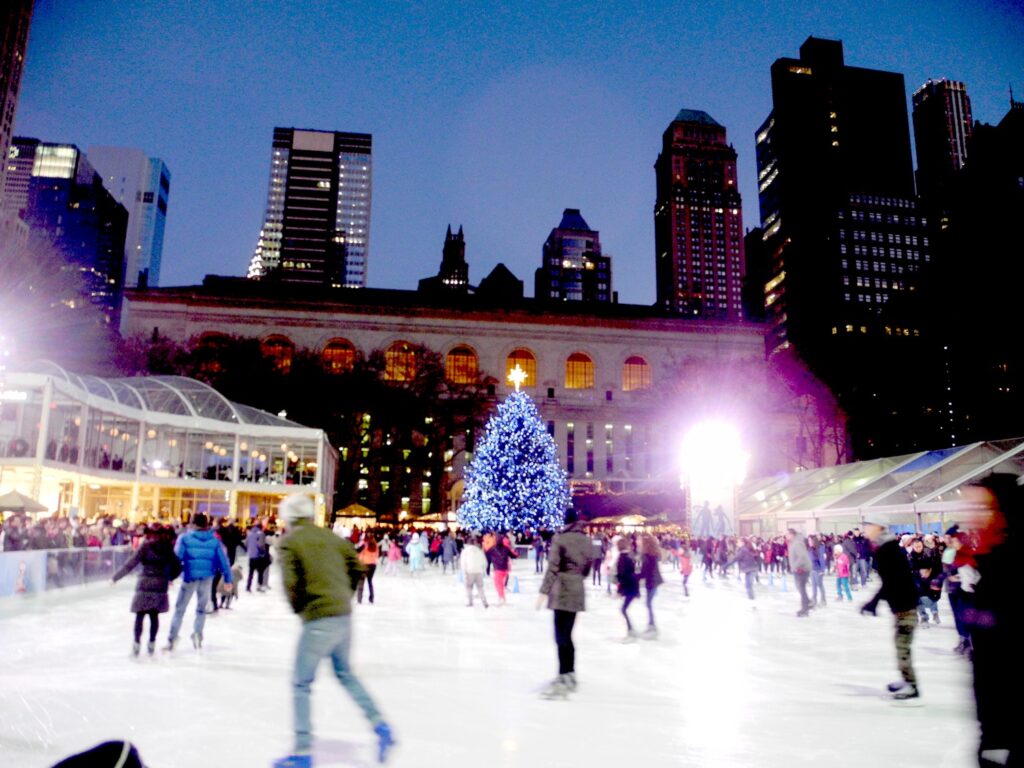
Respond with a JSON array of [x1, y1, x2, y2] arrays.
[[165, 513, 231, 651]]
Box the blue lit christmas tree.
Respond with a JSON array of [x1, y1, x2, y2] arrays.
[[457, 367, 569, 532]]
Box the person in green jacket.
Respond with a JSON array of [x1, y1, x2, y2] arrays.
[[273, 494, 395, 768]]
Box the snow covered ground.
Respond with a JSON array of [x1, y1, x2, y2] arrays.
[[1, 560, 979, 767]]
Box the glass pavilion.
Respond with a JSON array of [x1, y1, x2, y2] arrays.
[[0, 362, 337, 523], [736, 439, 1024, 535]]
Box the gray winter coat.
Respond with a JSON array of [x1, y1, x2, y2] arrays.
[[540, 521, 592, 612], [112, 540, 177, 613], [789, 536, 813, 574]]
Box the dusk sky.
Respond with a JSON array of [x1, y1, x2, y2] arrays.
[[16, 0, 1024, 304]]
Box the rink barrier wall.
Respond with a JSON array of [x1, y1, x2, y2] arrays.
[[0, 546, 133, 598]]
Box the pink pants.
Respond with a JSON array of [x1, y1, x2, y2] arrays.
[[493, 570, 508, 600]]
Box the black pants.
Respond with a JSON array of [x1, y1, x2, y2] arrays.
[[553, 609, 577, 675], [357, 564, 376, 603], [133, 610, 159, 643], [794, 571, 811, 613], [247, 557, 268, 590], [211, 572, 222, 609], [592, 559, 602, 584]]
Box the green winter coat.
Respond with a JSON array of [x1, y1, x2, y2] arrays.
[[280, 520, 364, 622], [540, 521, 593, 612]]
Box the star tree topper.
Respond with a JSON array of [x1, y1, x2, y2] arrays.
[[507, 363, 528, 391]]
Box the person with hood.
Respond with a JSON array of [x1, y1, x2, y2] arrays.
[[787, 529, 813, 617], [165, 513, 232, 651], [460, 534, 489, 608], [859, 520, 922, 701], [536, 509, 592, 699], [406, 532, 425, 575], [111, 524, 180, 656], [274, 493, 395, 768]]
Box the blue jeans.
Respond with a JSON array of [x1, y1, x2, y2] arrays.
[[293, 615, 381, 753], [645, 587, 657, 627], [168, 577, 213, 641], [811, 571, 826, 604], [744, 570, 756, 600], [856, 558, 870, 586], [836, 576, 853, 600]]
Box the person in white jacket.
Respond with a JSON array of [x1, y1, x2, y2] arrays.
[[461, 535, 489, 608]]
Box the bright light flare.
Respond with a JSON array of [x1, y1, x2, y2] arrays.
[[679, 420, 749, 488]]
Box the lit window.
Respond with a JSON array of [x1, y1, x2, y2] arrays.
[[445, 346, 478, 384], [385, 341, 417, 382], [506, 349, 536, 388], [565, 353, 594, 390], [622, 356, 651, 391], [322, 339, 355, 373], [262, 335, 294, 374]]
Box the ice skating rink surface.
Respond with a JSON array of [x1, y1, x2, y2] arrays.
[[1, 564, 979, 767]]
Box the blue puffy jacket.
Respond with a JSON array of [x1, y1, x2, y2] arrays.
[[175, 530, 231, 583]]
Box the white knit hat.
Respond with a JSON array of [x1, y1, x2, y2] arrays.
[[279, 493, 314, 521]]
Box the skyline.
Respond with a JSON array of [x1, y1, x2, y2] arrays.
[[14, 0, 1024, 304]]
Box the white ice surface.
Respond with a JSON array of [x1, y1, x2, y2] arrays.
[[1, 563, 979, 768]]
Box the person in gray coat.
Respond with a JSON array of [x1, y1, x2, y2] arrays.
[[787, 529, 813, 617], [111, 525, 179, 656], [536, 509, 592, 699]]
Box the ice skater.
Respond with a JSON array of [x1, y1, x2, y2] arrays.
[[486, 533, 517, 605], [859, 520, 921, 701], [356, 534, 378, 604], [678, 546, 692, 597], [536, 508, 592, 699], [461, 534, 488, 608], [834, 544, 853, 601], [616, 537, 640, 642], [274, 493, 395, 768], [638, 534, 663, 637], [787, 529, 813, 617], [111, 524, 179, 656], [165, 513, 232, 651], [406, 532, 425, 575]]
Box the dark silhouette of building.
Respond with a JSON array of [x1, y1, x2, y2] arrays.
[[419, 225, 469, 296], [534, 209, 612, 303], [0, 0, 33, 209], [741, 227, 769, 322], [17, 139, 128, 323], [755, 37, 936, 457], [654, 109, 745, 319], [477, 263, 524, 305], [248, 128, 372, 288], [912, 79, 973, 206]]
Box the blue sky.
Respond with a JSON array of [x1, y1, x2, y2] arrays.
[[15, 0, 1024, 304]]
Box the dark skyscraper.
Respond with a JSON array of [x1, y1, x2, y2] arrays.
[[654, 109, 744, 319], [755, 37, 935, 456], [419, 225, 469, 296], [912, 79, 973, 203], [534, 209, 611, 303], [248, 127, 372, 288], [0, 0, 33, 209]]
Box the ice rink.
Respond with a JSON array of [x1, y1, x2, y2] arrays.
[[1, 559, 979, 767]]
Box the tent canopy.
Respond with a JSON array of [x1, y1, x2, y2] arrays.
[[0, 490, 49, 513]]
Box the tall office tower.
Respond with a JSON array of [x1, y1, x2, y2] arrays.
[[654, 109, 745, 319], [755, 37, 934, 456], [912, 79, 973, 205], [534, 208, 612, 303], [20, 141, 128, 323], [0, 0, 33, 208], [418, 225, 469, 296], [87, 147, 170, 287], [247, 127, 372, 287], [3, 134, 38, 214]]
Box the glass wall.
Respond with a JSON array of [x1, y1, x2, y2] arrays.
[[0, 388, 44, 459]]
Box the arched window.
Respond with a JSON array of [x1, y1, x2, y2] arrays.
[[505, 349, 536, 388], [261, 335, 294, 374], [565, 352, 594, 389], [195, 333, 229, 376], [622, 355, 651, 391], [322, 338, 355, 374], [446, 345, 478, 384], [385, 340, 417, 382]]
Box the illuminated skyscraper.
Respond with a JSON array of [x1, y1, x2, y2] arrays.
[[534, 209, 611, 303], [248, 127, 372, 288], [0, 0, 33, 209], [912, 78, 973, 201]]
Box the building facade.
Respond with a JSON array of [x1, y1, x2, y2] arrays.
[[247, 127, 372, 288], [87, 147, 171, 287], [120, 281, 845, 522], [654, 109, 744, 320], [418, 225, 469, 296], [534, 208, 611, 303], [912, 79, 973, 203], [17, 139, 128, 323], [0, 0, 33, 209]]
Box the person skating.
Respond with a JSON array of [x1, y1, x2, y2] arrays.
[[536, 508, 592, 699], [356, 534, 379, 604], [245, 522, 269, 592], [834, 544, 853, 602], [274, 494, 395, 768], [111, 524, 179, 656], [440, 532, 458, 575], [809, 535, 828, 607], [859, 521, 921, 701], [678, 545, 693, 597], [787, 529, 813, 617], [638, 533, 663, 637], [461, 534, 488, 608], [909, 537, 941, 626], [165, 513, 232, 651], [736, 538, 759, 604], [486, 533, 517, 605], [616, 537, 640, 641]]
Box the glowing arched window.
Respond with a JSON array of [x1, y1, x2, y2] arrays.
[[622, 355, 652, 391], [322, 338, 355, 374], [505, 349, 536, 388], [446, 345, 478, 384], [565, 352, 594, 389], [262, 335, 294, 374], [195, 332, 229, 376], [385, 341, 417, 382]]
